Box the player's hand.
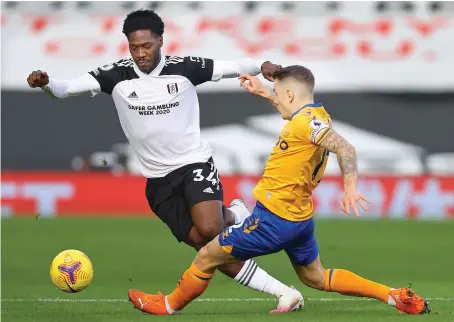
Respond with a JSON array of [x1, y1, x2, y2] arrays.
[[239, 74, 269, 98], [340, 187, 371, 217], [27, 70, 49, 88], [261, 61, 282, 82]]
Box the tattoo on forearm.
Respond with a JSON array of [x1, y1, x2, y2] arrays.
[[319, 130, 358, 187], [266, 90, 280, 110], [337, 154, 357, 187]]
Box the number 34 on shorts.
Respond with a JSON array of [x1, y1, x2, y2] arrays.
[[191, 159, 220, 188]]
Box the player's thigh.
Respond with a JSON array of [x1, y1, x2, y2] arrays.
[[284, 217, 325, 289], [195, 236, 240, 272], [183, 158, 225, 240], [284, 217, 318, 265], [190, 201, 224, 241], [145, 178, 193, 243]]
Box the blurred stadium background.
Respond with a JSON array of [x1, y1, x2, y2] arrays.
[[2, 2, 454, 321], [1, 1, 454, 218]]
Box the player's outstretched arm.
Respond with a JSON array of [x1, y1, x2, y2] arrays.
[[212, 60, 281, 82], [239, 74, 280, 110], [317, 129, 370, 216], [26, 70, 100, 99], [183, 57, 280, 86]]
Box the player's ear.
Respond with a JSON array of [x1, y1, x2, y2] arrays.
[[286, 89, 294, 103], [158, 36, 163, 48]]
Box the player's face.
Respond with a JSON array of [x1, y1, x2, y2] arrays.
[[273, 80, 292, 120], [127, 30, 163, 73]]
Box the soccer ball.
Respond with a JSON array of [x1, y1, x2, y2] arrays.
[[50, 249, 94, 293]]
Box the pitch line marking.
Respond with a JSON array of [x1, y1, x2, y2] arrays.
[[1, 297, 453, 303]]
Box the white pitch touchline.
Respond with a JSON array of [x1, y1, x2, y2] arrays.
[[1, 297, 453, 303]]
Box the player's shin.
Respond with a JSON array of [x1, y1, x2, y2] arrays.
[[234, 259, 300, 299], [166, 262, 214, 312], [324, 269, 394, 305]]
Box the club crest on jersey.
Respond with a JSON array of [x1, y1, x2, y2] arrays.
[[309, 118, 329, 142], [167, 83, 179, 95]]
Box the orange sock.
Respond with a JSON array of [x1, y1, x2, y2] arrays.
[[324, 269, 391, 303], [167, 262, 214, 311]]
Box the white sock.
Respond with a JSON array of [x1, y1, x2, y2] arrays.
[[234, 259, 291, 298], [229, 200, 251, 224], [164, 296, 181, 315], [388, 288, 397, 306]]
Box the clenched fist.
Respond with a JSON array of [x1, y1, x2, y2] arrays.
[[27, 70, 49, 88], [260, 61, 282, 82]]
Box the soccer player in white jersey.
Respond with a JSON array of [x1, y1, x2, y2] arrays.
[[26, 10, 303, 311]]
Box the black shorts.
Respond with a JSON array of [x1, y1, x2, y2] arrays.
[[145, 157, 223, 242]]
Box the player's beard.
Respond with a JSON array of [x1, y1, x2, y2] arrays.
[[136, 52, 161, 74]]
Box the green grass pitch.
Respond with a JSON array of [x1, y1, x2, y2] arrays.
[[2, 217, 454, 321]]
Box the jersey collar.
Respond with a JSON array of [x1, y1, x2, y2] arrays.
[[133, 55, 166, 77], [290, 102, 323, 120]]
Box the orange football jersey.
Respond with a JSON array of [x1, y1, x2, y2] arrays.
[[252, 103, 332, 221]]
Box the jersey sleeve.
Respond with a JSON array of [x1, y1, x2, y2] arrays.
[[183, 56, 215, 86], [42, 74, 101, 99], [211, 59, 263, 81], [88, 62, 125, 95], [293, 114, 332, 145]]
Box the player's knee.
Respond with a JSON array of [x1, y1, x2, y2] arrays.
[[196, 245, 210, 263], [186, 227, 208, 251], [197, 223, 223, 242], [194, 243, 217, 272]]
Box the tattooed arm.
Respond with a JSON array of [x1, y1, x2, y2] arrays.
[[318, 129, 358, 189], [262, 89, 280, 110], [238, 74, 280, 110], [318, 129, 370, 216]]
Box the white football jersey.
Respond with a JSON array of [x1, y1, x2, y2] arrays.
[[88, 56, 218, 178]]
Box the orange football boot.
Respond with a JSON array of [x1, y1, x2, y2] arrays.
[[388, 288, 431, 315], [128, 289, 169, 315]]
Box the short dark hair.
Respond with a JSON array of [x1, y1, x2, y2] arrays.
[[273, 65, 315, 91], [122, 9, 165, 37]]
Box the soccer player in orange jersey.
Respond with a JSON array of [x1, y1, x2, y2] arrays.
[[128, 66, 431, 315]]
